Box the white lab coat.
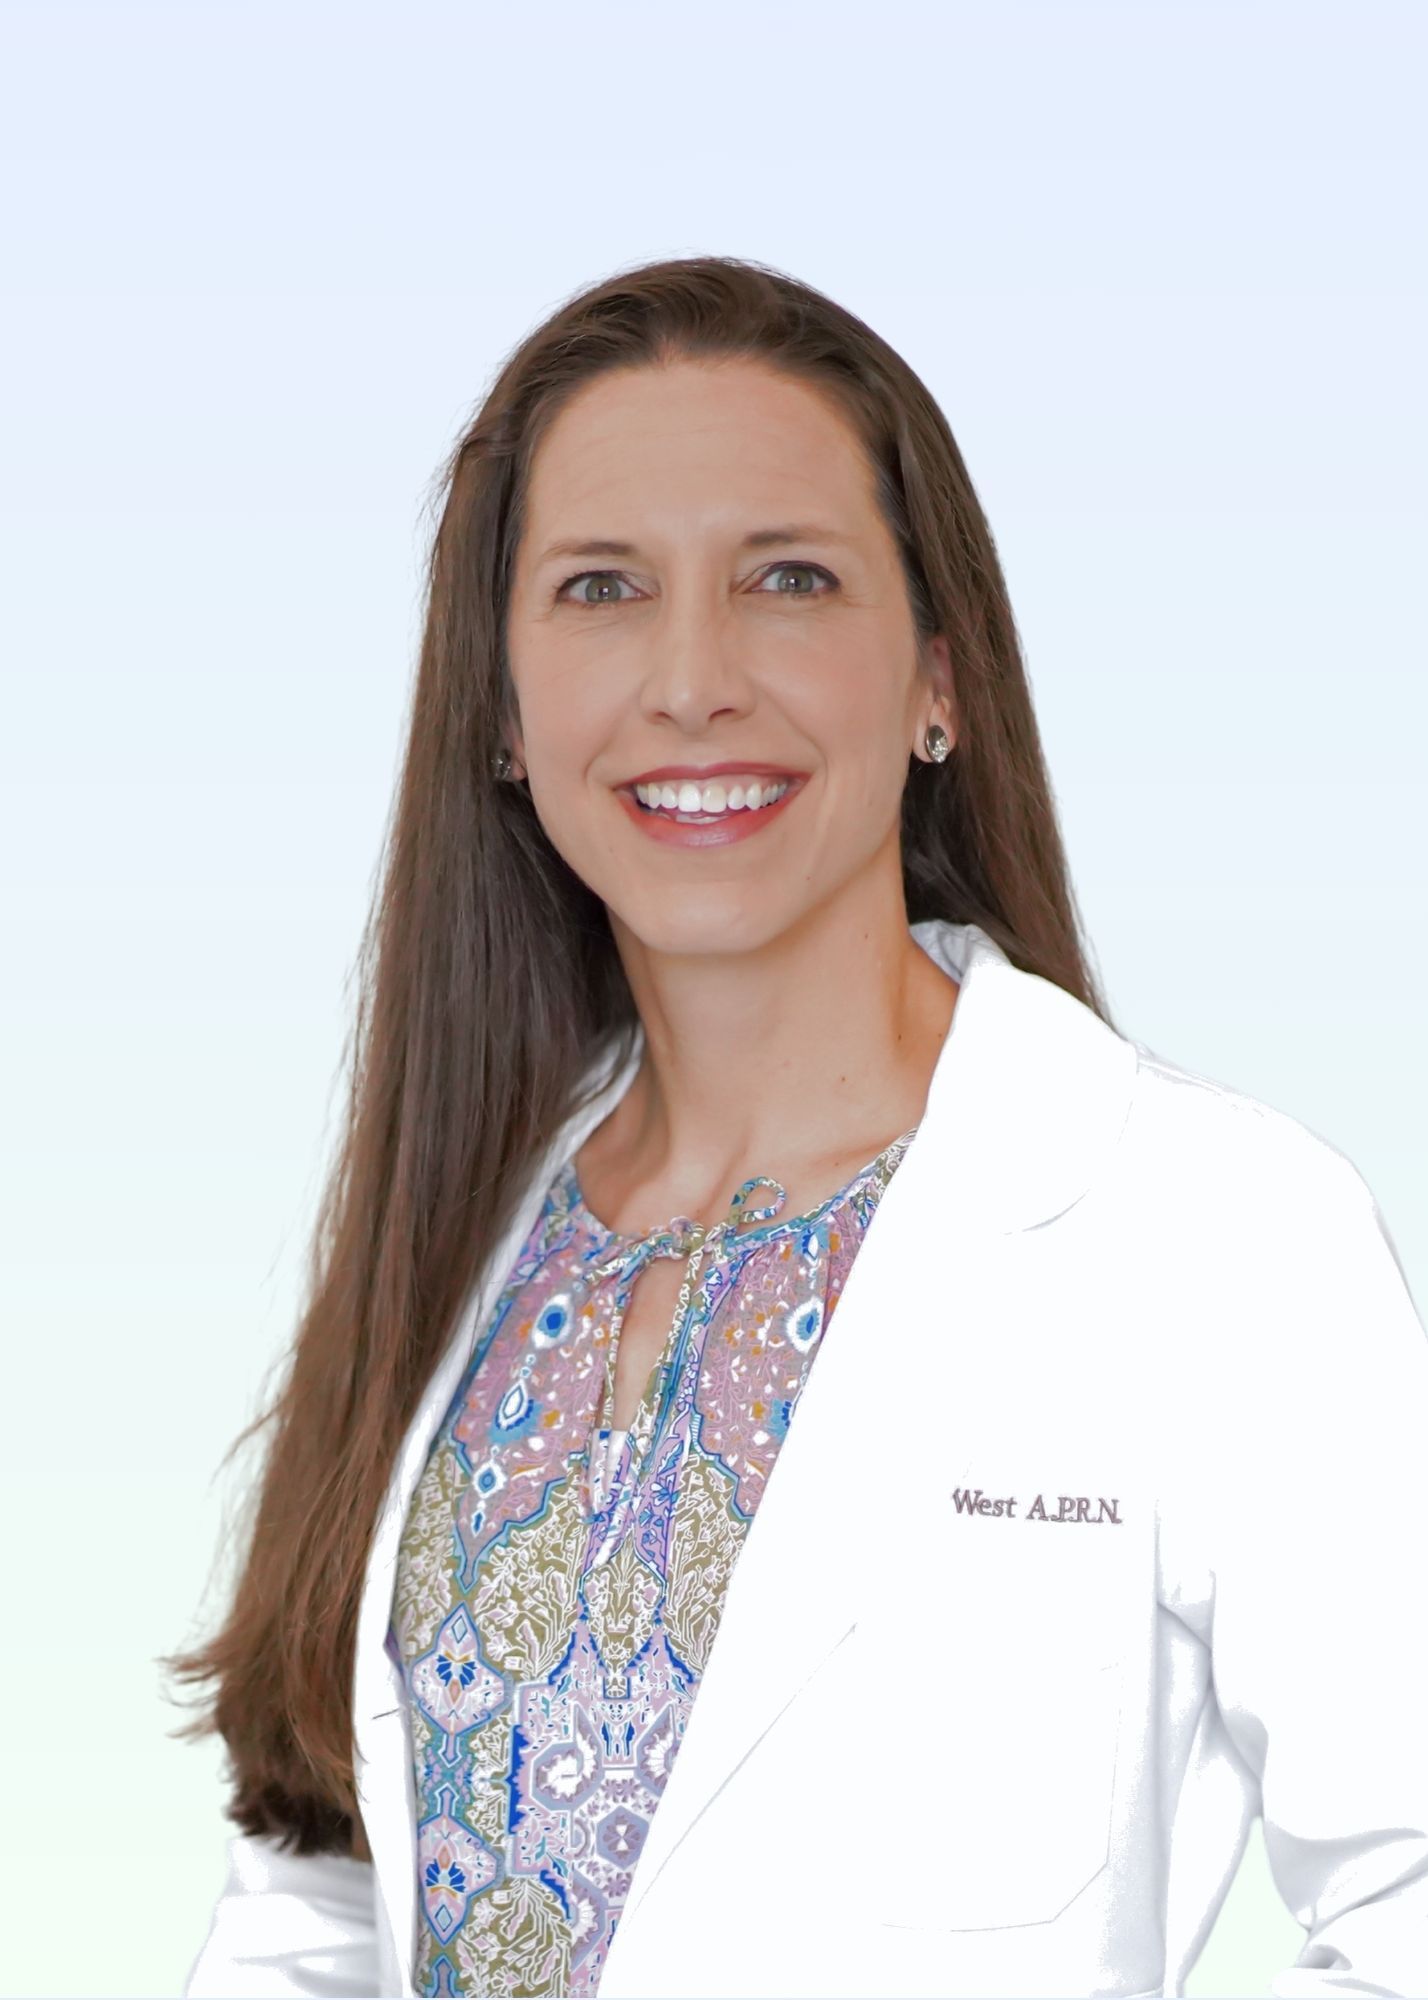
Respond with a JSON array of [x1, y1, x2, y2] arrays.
[[183, 919, 1428, 1999]]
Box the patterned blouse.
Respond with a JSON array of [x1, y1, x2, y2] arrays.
[[390, 1117, 920, 1997]]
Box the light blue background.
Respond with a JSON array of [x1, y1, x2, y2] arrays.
[[1, 2, 1423, 1995]]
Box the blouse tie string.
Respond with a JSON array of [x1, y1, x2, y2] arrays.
[[580, 1172, 789, 1533]]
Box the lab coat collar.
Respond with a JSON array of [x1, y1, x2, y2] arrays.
[[902, 917, 1135, 1233]]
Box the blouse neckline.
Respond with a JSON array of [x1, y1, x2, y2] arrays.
[[560, 1119, 922, 1252]]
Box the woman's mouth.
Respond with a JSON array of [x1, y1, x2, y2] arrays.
[[615, 774, 806, 848], [632, 775, 795, 821]]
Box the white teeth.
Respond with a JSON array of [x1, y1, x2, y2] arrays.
[[633, 775, 792, 816]]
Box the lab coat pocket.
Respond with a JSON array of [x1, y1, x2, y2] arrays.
[[854, 1497, 1132, 1932], [878, 1640, 1125, 1931]]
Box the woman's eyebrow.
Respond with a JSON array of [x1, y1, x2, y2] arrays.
[[534, 524, 859, 567]]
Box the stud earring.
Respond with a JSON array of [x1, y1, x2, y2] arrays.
[[492, 748, 515, 781], [923, 723, 951, 763]]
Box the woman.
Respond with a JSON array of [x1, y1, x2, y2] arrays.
[[171, 255, 1427, 2000]]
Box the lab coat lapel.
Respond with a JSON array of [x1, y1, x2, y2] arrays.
[[610, 921, 1139, 1942]]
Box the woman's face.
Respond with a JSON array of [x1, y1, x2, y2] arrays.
[[505, 355, 954, 958]]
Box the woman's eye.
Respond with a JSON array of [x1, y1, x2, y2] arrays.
[[555, 570, 639, 607], [754, 562, 837, 597]]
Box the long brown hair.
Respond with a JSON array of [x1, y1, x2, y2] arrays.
[[160, 252, 1119, 1858]]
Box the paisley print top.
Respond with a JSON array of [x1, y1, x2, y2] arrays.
[[390, 1117, 920, 1996]]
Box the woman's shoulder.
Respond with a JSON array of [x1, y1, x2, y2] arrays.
[[1115, 1035, 1380, 1236]]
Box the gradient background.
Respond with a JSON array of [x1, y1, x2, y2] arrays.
[[2, 2, 1424, 1995]]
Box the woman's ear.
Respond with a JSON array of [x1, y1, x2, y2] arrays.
[[923, 633, 958, 746]]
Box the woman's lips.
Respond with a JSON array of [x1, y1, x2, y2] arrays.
[[615, 777, 805, 849]]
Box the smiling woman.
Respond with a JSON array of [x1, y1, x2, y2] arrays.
[[169, 254, 1428, 2000], [499, 350, 960, 931]]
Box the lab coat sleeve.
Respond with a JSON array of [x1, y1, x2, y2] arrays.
[[1204, 1147, 1428, 1999], [182, 1830, 383, 1999]]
